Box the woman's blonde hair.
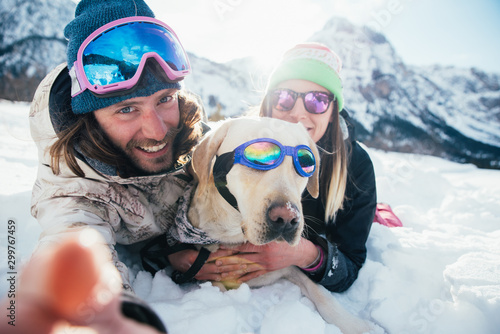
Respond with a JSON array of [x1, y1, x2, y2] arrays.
[[259, 95, 348, 221]]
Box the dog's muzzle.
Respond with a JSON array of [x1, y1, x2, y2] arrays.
[[264, 202, 302, 244]]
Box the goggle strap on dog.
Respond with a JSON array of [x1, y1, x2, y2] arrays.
[[213, 152, 239, 211]]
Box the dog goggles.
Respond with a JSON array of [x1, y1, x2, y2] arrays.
[[212, 138, 315, 211], [70, 16, 191, 97], [270, 88, 335, 114], [232, 138, 316, 177]]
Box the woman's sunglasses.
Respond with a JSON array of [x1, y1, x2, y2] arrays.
[[269, 88, 335, 114]]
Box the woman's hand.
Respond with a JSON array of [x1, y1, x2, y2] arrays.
[[215, 238, 320, 283]]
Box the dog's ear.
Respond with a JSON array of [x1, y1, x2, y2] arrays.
[[307, 136, 320, 198], [191, 120, 232, 185]]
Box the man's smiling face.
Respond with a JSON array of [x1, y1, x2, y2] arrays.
[[93, 88, 181, 175]]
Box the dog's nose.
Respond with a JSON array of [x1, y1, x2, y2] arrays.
[[266, 202, 301, 235]]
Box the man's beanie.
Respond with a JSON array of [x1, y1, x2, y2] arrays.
[[266, 43, 344, 111], [64, 0, 182, 115]]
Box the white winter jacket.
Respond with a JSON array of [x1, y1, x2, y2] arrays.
[[29, 63, 191, 290]]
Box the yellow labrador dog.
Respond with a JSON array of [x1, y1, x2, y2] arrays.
[[187, 117, 371, 334]]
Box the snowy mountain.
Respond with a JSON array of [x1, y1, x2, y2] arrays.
[[307, 18, 500, 169], [183, 53, 267, 121], [1, 2, 499, 168], [0, 0, 75, 101]]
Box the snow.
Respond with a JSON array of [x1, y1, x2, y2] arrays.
[[0, 100, 499, 333]]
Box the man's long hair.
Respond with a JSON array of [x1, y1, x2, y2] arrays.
[[50, 91, 205, 178]]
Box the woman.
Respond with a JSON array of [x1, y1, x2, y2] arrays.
[[253, 42, 376, 291], [170, 43, 376, 292]]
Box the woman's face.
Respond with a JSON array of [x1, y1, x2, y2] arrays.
[[270, 79, 334, 143]]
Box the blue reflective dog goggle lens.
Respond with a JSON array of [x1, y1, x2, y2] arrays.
[[233, 138, 316, 177]]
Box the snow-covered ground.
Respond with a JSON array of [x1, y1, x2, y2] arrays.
[[0, 100, 499, 334]]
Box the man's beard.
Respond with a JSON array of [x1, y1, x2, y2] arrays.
[[117, 126, 181, 176]]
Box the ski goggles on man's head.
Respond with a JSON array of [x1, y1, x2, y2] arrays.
[[232, 138, 316, 177], [269, 88, 336, 114], [70, 16, 191, 98]]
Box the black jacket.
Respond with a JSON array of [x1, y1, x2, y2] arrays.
[[302, 110, 377, 292]]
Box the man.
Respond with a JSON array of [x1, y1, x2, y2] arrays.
[[26, 0, 209, 332]]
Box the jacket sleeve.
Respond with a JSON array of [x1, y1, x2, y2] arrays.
[[31, 190, 135, 290], [304, 143, 377, 292], [32, 195, 168, 332]]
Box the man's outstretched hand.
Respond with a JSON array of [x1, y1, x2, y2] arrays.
[[0, 229, 164, 334]]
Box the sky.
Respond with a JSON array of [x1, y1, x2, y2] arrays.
[[145, 0, 500, 73]]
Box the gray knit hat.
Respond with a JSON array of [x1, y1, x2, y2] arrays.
[[64, 0, 182, 114]]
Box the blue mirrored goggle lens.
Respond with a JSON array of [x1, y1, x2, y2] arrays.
[[244, 142, 281, 166], [82, 22, 189, 87]]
